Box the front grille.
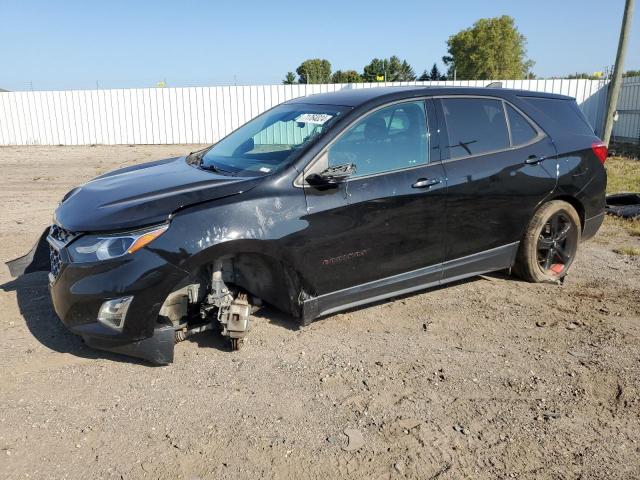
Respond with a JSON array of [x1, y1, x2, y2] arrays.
[[47, 224, 78, 282], [49, 245, 62, 280], [49, 224, 77, 245]]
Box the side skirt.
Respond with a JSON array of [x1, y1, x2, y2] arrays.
[[302, 242, 519, 322], [439, 241, 519, 285]]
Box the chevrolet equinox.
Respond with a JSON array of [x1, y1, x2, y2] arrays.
[[7, 87, 608, 364]]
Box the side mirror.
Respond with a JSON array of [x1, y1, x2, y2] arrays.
[[305, 163, 356, 189]]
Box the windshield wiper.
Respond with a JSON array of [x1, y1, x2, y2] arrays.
[[186, 148, 208, 165], [186, 149, 231, 174], [199, 159, 235, 175]]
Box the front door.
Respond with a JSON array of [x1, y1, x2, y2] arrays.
[[299, 99, 447, 299]]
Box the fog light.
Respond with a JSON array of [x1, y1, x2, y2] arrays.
[[98, 296, 133, 331]]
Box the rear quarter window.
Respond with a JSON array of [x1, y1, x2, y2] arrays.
[[521, 97, 594, 136], [506, 104, 538, 146]]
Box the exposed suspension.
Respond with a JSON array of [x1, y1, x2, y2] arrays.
[[161, 258, 254, 350], [203, 259, 251, 350]]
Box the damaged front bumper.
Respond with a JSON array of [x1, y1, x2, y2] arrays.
[[6, 229, 190, 364]]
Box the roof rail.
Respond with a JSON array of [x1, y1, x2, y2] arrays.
[[486, 82, 503, 88]]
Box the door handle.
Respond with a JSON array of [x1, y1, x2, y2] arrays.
[[525, 155, 546, 165], [412, 177, 442, 188]]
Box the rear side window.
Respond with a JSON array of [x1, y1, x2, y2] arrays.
[[523, 97, 594, 136], [506, 104, 538, 146], [442, 98, 509, 159]]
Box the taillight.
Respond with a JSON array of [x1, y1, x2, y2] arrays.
[[592, 141, 608, 164]]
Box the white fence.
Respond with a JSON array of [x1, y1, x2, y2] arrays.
[[613, 76, 640, 143], [0, 79, 613, 146]]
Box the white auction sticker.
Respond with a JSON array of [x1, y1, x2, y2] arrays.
[[294, 113, 333, 125]]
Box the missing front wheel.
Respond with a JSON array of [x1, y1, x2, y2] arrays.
[[160, 259, 256, 352]]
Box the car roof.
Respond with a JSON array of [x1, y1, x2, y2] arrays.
[[286, 86, 574, 107]]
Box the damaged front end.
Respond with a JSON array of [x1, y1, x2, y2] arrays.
[[6, 227, 259, 365], [6, 225, 190, 365], [4, 150, 300, 365], [6, 228, 50, 278]]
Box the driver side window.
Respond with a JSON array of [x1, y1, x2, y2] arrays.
[[328, 101, 429, 177]]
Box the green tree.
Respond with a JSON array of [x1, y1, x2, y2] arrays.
[[363, 58, 387, 82], [362, 56, 416, 82], [331, 70, 363, 83], [442, 16, 534, 80], [566, 72, 602, 80], [282, 72, 297, 85], [296, 59, 332, 84], [623, 70, 640, 78], [418, 63, 446, 81], [397, 59, 417, 81], [429, 63, 446, 80]]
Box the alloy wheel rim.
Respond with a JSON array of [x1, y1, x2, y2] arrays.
[[536, 212, 574, 275]]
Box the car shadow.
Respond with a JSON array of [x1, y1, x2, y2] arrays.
[[1, 269, 519, 361], [0, 272, 155, 366], [252, 305, 300, 331], [183, 304, 299, 352], [1, 271, 301, 360]]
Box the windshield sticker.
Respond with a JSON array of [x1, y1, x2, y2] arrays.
[[295, 113, 333, 125], [259, 167, 271, 173]]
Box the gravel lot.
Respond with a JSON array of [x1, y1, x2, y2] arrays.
[[1, 146, 639, 480]]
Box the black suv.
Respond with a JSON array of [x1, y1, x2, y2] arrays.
[[8, 87, 607, 364]]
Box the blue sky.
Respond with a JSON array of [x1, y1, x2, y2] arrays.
[[1, 0, 638, 91]]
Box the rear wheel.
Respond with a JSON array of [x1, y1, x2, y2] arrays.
[[514, 200, 581, 283]]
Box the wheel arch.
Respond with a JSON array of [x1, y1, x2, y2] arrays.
[[547, 194, 585, 232], [226, 251, 311, 318], [181, 246, 313, 319]]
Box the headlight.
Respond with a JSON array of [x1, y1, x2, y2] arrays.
[[68, 224, 168, 263]]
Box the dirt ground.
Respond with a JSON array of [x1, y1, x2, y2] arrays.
[[1, 145, 639, 480]]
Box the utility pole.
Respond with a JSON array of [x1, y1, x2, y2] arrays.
[[603, 0, 635, 146]]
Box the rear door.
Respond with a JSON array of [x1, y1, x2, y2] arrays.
[[436, 96, 557, 271], [299, 99, 446, 296]]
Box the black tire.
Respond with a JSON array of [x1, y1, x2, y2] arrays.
[[514, 200, 581, 283], [605, 193, 640, 219]]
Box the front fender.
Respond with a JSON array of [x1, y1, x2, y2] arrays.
[[152, 187, 309, 273], [147, 186, 312, 316], [6, 228, 50, 277]]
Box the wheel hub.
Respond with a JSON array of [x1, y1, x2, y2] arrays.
[[536, 212, 575, 276]]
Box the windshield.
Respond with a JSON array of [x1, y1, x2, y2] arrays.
[[199, 103, 350, 175]]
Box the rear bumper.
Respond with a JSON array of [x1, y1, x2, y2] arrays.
[[582, 211, 605, 241]]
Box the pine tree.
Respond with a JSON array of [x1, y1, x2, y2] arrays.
[[429, 63, 443, 81], [282, 72, 297, 85]]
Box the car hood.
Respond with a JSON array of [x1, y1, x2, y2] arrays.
[[54, 156, 261, 232]]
